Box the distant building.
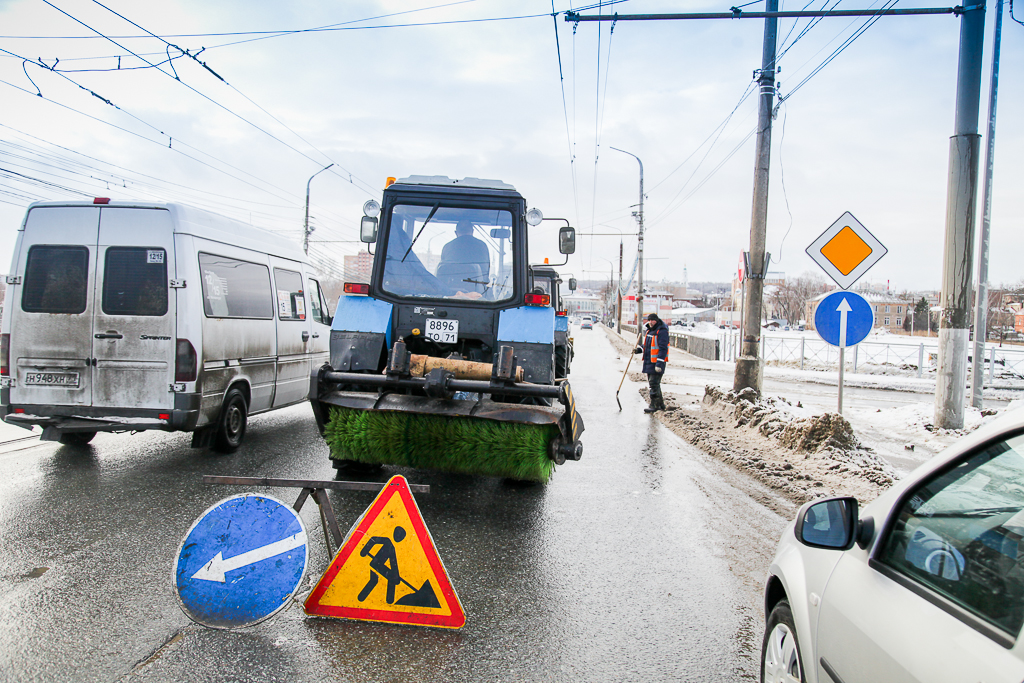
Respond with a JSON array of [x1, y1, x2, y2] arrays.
[[565, 292, 603, 318], [343, 252, 373, 283], [805, 290, 913, 333]]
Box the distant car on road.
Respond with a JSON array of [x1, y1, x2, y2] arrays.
[[761, 408, 1024, 683], [580, 320, 593, 330]]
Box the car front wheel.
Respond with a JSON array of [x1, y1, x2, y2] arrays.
[[761, 599, 803, 683]]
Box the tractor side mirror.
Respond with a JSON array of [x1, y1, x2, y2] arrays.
[[568, 278, 577, 292], [558, 226, 576, 254], [490, 228, 511, 239], [360, 216, 378, 243]]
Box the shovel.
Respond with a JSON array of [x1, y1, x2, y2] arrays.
[[615, 327, 645, 411]]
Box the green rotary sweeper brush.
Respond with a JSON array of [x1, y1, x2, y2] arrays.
[[310, 342, 584, 483]]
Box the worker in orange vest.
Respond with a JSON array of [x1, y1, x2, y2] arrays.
[[634, 312, 669, 413]]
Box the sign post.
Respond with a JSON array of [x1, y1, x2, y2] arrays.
[[808, 212, 886, 415], [814, 292, 873, 414]]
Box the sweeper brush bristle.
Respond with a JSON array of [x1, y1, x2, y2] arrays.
[[325, 407, 559, 482]]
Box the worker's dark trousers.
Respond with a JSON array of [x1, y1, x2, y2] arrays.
[[647, 372, 666, 410]]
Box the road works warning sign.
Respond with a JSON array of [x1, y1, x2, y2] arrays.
[[304, 475, 465, 629]]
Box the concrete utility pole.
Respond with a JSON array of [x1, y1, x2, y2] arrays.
[[611, 147, 644, 326], [971, 0, 1003, 410], [303, 163, 334, 254], [734, 0, 778, 395], [617, 240, 623, 333], [936, 4, 986, 429]]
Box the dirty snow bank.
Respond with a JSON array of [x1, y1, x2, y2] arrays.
[[645, 385, 896, 505]]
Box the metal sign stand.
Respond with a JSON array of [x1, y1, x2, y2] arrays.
[[202, 476, 430, 558]]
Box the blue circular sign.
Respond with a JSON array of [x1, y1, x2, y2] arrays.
[[174, 494, 308, 629], [814, 291, 873, 348]]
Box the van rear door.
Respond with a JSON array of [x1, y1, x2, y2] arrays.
[[91, 207, 175, 409], [10, 206, 99, 408]]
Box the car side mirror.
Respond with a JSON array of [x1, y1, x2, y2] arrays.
[[568, 277, 577, 292], [558, 226, 576, 254], [360, 216, 378, 243], [794, 496, 859, 550]]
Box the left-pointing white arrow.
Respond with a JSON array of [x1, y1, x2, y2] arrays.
[[191, 532, 307, 583]]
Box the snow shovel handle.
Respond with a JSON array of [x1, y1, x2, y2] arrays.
[[615, 327, 645, 410]]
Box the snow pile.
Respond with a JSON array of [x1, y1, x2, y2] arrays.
[[701, 385, 896, 492]]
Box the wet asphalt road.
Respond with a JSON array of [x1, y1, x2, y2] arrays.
[[0, 327, 789, 682]]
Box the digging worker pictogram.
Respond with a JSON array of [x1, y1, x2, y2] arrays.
[[357, 525, 442, 608], [635, 312, 669, 413]]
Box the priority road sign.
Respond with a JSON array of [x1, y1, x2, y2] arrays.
[[174, 494, 308, 629], [815, 291, 873, 348], [806, 212, 887, 290], [304, 475, 465, 629]]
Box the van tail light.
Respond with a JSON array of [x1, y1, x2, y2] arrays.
[[525, 293, 550, 307], [1, 334, 8, 376], [344, 283, 370, 295], [93, 197, 110, 204], [175, 339, 197, 382]]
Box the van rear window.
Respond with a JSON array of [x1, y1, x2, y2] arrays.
[[199, 253, 273, 319], [22, 245, 90, 314], [102, 247, 168, 316]]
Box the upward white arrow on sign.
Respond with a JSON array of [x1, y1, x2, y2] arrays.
[[836, 297, 852, 348], [191, 531, 307, 583]]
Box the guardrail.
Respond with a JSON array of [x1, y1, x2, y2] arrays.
[[717, 330, 1024, 383], [621, 323, 720, 362]]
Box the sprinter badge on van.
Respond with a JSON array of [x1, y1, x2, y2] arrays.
[[25, 372, 79, 387]]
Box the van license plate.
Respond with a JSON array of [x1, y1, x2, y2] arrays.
[[25, 372, 80, 387], [425, 319, 459, 344]]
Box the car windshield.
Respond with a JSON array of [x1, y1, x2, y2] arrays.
[[380, 204, 515, 302]]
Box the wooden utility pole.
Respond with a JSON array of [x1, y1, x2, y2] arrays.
[[734, 0, 778, 395], [936, 4, 986, 429], [617, 240, 623, 333]]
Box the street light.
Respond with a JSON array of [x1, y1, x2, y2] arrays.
[[609, 147, 644, 324], [304, 163, 334, 254]]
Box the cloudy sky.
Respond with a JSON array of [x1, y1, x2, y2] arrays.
[[0, 0, 1020, 292]]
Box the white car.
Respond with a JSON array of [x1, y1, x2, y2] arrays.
[[762, 408, 1024, 683]]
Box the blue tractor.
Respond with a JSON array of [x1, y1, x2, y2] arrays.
[[309, 176, 584, 482]]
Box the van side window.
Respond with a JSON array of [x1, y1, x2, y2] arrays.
[[102, 247, 168, 316], [198, 253, 273, 319], [307, 278, 324, 324], [22, 245, 89, 314], [274, 269, 305, 321], [307, 278, 334, 324]]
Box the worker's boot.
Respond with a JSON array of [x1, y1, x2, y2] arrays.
[[644, 403, 659, 414]]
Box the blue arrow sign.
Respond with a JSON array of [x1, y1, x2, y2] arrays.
[[815, 291, 873, 348], [174, 494, 308, 629]]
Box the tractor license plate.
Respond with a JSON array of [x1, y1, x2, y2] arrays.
[[425, 318, 459, 344], [25, 372, 80, 387]]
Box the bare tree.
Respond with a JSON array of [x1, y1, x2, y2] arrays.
[[767, 272, 829, 325]]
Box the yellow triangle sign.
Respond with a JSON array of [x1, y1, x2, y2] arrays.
[[304, 475, 465, 629]]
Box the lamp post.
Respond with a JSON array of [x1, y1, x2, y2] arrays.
[[609, 147, 644, 326], [304, 163, 334, 254], [596, 257, 616, 325]]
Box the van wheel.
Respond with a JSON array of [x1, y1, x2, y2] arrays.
[[58, 431, 96, 446], [214, 389, 247, 453]]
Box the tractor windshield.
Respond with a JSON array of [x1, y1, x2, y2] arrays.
[[381, 204, 515, 302]]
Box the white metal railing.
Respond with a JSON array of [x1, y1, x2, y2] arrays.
[[717, 330, 1024, 384]]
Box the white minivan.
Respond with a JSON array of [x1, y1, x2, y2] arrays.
[[0, 199, 333, 450]]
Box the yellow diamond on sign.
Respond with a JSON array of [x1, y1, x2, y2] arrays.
[[820, 226, 873, 276], [806, 211, 886, 290]]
